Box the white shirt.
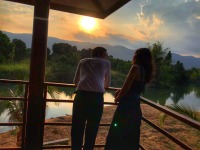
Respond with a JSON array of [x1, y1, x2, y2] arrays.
[[73, 57, 111, 93]]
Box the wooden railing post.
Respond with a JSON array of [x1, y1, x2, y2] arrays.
[[24, 0, 50, 149]]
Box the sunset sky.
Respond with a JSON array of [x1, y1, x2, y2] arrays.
[[0, 0, 200, 57]]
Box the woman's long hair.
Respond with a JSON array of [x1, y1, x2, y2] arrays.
[[132, 48, 153, 83]]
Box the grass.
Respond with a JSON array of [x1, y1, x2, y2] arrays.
[[167, 103, 200, 121], [0, 60, 29, 80], [159, 103, 200, 129]]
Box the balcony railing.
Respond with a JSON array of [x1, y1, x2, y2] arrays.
[[0, 79, 199, 150]]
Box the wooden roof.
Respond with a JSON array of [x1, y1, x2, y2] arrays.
[[6, 0, 131, 19]]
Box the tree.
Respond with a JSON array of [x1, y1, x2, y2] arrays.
[[0, 31, 14, 63], [52, 43, 73, 55], [6, 84, 24, 146], [188, 67, 200, 82], [163, 51, 172, 65], [80, 48, 92, 58], [12, 39, 27, 61], [5, 84, 60, 146], [47, 47, 51, 60], [148, 42, 169, 86], [172, 61, 189, 85]]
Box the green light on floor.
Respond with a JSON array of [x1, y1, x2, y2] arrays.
[[114, 123, 118, 127]]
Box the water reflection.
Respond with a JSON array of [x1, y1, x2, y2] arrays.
[[45, 91, 115, 119], [46, 84, 200, 120], [142, 84, 200, 111], [45, 92, 73, 119], [0, 84, 200, 133]]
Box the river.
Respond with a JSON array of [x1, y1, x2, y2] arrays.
[[0, 84, 200, 133]]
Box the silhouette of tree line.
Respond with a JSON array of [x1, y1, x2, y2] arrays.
[[0, 31, 200, 87]]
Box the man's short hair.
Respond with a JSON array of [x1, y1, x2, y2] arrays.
[[91, 47, 107, 57]]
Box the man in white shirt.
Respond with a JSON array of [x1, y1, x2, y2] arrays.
[[71, 47, 111, 150]]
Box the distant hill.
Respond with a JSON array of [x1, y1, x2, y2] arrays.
[[48, 38, 135, 61], [172, 53, 200, 69], [3, 31, 135, 61], [3, 31, 200, 69]]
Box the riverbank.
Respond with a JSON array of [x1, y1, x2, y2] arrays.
[[0, 104, 199, 149]]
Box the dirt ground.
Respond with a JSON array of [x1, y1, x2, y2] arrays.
[[0, 104, 199, 150]]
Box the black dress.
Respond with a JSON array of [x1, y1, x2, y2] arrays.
[[105, 67, 145, 150]]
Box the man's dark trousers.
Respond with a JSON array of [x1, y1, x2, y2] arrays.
[[71, 90, 104, 150]]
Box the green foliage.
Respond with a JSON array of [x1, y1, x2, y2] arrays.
[[0, 31, 14, 63], [167, 103, 200, 121], [164, 51, 172, 65], [6, 84, 24, 123], [108, 56, 132, 75], [148, 41, 190, 87], [52, 43, 77, 55], [46, 55, 77, 83], [12, 39, 27, 61], [0, 101, 8, 116], [80, 48, 92, 58], [5, 84, 60, 124], [188, 68, 200, 82], [46, 43, 130, 87], [0, 31, 198, 88], [159, 113, 167, 126], [148, 42, 169, 86], [159, 103, 200, 126], [110, 71, 127, 87], [0, 61, 29, 80], [172, 61, 189, 85]]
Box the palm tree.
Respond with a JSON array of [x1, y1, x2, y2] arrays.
[[6, 85, 24, 146], [167, 103, 199, 121], [5, 84, 60, 146], [159, 103, 200, 126]]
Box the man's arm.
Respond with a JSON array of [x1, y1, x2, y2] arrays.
[[73, 62, 81, 85], [104, 62, 111, 88]]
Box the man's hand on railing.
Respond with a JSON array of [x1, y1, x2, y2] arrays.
[[114, 89, 120, 97], [114, 97, 120, 103], [114, 89, 121, 103]]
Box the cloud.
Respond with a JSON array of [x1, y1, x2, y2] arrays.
[[73, 31, 145, 49], [0, 0, 200, 57], [136, 0, 200, 57], [0, 1, 33, 33]]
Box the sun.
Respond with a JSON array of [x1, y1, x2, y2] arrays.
[[80, 16, 96, 32]]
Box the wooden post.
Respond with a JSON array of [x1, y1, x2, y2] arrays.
[[24, 0, 50, 149]]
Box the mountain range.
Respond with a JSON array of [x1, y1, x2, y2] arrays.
[[3, 31, 200, 69]]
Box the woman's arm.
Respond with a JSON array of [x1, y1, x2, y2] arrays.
[[115, 65, 140, 102]]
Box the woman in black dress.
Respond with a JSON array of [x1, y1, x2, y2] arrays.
[[105, 48, 153, 150]]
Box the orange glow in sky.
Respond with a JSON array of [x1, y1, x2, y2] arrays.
[[0, 0, 200, 58], [80, 17, 97, 32]]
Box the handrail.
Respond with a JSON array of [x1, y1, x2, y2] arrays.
[[0, 79, 29, 150], [0, 97, 25, 101], [46, 99, 118, 105], [142, 117, 192, 150], [0, 123, 23, 126], [0, 79, 199, 149], [0, 148, 21, 150], [0, 79, 28, 84], [140, 96, 200, 130], [44, 82, 200, 149]]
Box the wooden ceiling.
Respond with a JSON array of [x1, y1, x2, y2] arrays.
[[5, 0, 131, 19]]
